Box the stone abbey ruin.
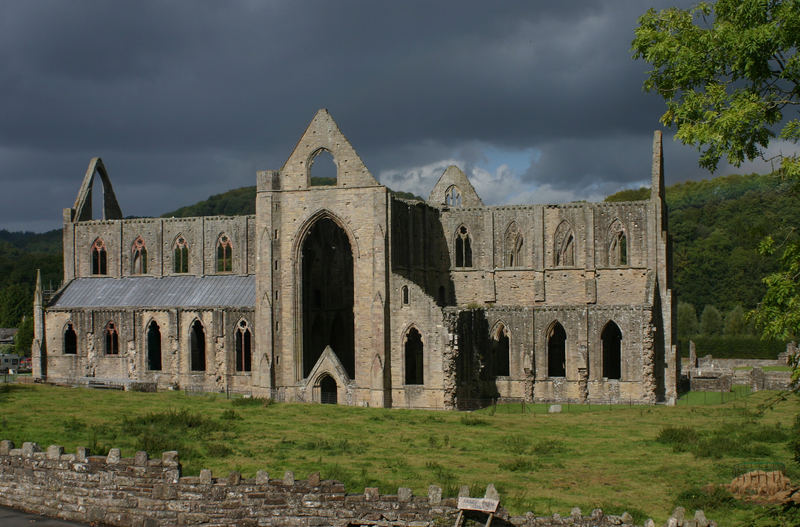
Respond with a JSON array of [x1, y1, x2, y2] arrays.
[[32, 110, 677, 407]]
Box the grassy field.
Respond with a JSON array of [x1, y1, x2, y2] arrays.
[[0, 384, 797, 525]]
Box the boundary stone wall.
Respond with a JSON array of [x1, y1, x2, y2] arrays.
[[0, 440, 712, 527]]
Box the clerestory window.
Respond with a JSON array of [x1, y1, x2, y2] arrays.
[[454, 225, 473, 268], [131, 236, 147, 274], [91, 238, 107, 275], [216, 234, 232, 273]]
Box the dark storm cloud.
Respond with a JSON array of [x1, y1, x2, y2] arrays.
[[1, 0, 726, 231]]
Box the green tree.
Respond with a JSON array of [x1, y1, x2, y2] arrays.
[[724, 304, 754, 335], [677, 301, 699, 339], [700, 305, 723, 336], [634, 0, 800, 388], [14, 315, 33, 357]]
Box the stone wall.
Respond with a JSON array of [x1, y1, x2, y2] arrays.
[[0, 440, 712, 527]]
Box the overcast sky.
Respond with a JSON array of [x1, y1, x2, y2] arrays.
[[0, 1, 776, 232]]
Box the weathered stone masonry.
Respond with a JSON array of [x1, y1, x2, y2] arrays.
[[0, 440, 711, 527], [33, 110, 676, 408]]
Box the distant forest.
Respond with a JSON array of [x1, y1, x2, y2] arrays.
[[2, 172, 794, 355]]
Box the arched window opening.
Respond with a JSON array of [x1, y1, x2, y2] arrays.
[[302, 216, 355, 378], [554, 221, 575, 267], [64, 323, 77, 355], [190, 320, 206, 372], [104, 321, 118, 355], [131, 236, 147, 274], [445, 185, 462, 207], [216, 234, 233, 273], [455, 225, 472, 268], [91, 238, 107, 275], [402, 285, 409, 305], [602, 321, 622, 380], [235, 319, 252, 372], [504, 222, 523, 267], [310, 149, 337, 186], [547, 322, 566, 377], [147, 321, 161, 371], [608, 221, 628, 266], [494, 325, 510, 377], [404, 327, 424, 385], [320, 375, 337, 404], [174, 236, 189, 273]]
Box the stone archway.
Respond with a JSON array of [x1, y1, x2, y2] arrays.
[[301, 216, 355, 379], [319, 375, 337, 404]]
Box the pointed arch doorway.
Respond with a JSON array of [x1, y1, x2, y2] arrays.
[[301, 215, 355, 379]]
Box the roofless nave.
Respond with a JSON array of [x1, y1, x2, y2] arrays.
[[32, 110, 677, 408]]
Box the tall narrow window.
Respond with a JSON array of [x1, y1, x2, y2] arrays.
[[504, 222, 523, 267], [190, 320, 206, 371], [131, 236, 147, 274], [235, 319, 252, 372], [445, 185, 462, 207], [494, 325, 510, 377], [547, 322, 566, 377], [602, 321, 622, 380], [104, 321, 119, 355], [455, 225, 472, 268], [216, 234, 232, 273], [608, 220, 628, 266], [91, 238, 107, 275], [402, 285, 409, 305], [64, 323, 77, 355], [404, 327, 424, 385], [174, 235, 189, 273], [554, 221, 575, 267], [147, 321, 162, 371]]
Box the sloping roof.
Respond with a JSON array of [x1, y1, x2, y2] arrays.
[[50, 275, 255, 309]]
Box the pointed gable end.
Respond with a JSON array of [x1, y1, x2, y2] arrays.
[[427, 165, 483, 208], [279, 109, 379, 190]]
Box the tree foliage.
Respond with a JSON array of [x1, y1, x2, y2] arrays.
[[635, 0, 800, 388]]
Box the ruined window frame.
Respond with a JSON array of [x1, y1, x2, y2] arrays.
[[173, 235, 189, 274], [146, 320, 162, 371], [235, 319, 252, 373], [131, 236, 148, 275], [91, 238, 107, 275], [216, 234, 233, 273], [601, 320, 623, 380], [190, 319, 206, 372], [492, 323, 511, 377], [104, 321, 119, 355], [546, 321, 566, 378], [607, 220, 628, 267], [403, 326, 424, 385], [553, 221, 575, 267], [445, 185, 462, 207], [454, 225, 473, 268], [401, 285, 409, 305], [504, 222, 524, 268], [63, 322, 78, 355]]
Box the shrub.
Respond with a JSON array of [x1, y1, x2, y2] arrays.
[[530, 439, 567, 456], [499, 457, 540, 472], [676, 486, 736, 512], [460, 414, 488, 426], [656, 426, 697, 446]]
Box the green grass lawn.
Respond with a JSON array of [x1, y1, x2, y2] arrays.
[[0, 384, 797, 525]]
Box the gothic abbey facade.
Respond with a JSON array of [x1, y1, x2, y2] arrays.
[[32, 110, 677, 407]]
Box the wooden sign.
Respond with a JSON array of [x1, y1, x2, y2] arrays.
[[457, 497, 499, 513]]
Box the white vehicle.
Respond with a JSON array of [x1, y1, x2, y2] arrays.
[[0, 354, 20, 373]]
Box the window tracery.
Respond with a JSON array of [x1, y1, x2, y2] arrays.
[[235, 319, 252, 372], [504, 222, 523, 267], [91, 238, 107, 275], [173, 235, 189, 273], [454, 225, 473, 268], [131, 236, 147, 274], [104, 321, 118, 355], [216, 234, 232, 273], [445, 185, 462, 207], [553, 221, 575, 267], [608, 220, 628, 266]]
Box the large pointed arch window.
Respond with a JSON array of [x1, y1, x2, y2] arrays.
[[554, 221, 575, 267], [404, 327, 424, 385], [64, 323, 77, 355], [445, 185, 462, 207], [131, 236, 147, 274], [91, 238, 107, 275], [486, 324, 510, 377], [190, 320, 206, 371], [174, 235, 189, 273], [104, 321, 119, 355], [216, 234, 232, 273], [147, 321, 162, 371], [235, 319, 252, 372], [547, 322, 566, 377], [454, 225, 473, 268], [504, 222, 523, 267], [601, 321, 622, 380], [608, 220, 628, 267]]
